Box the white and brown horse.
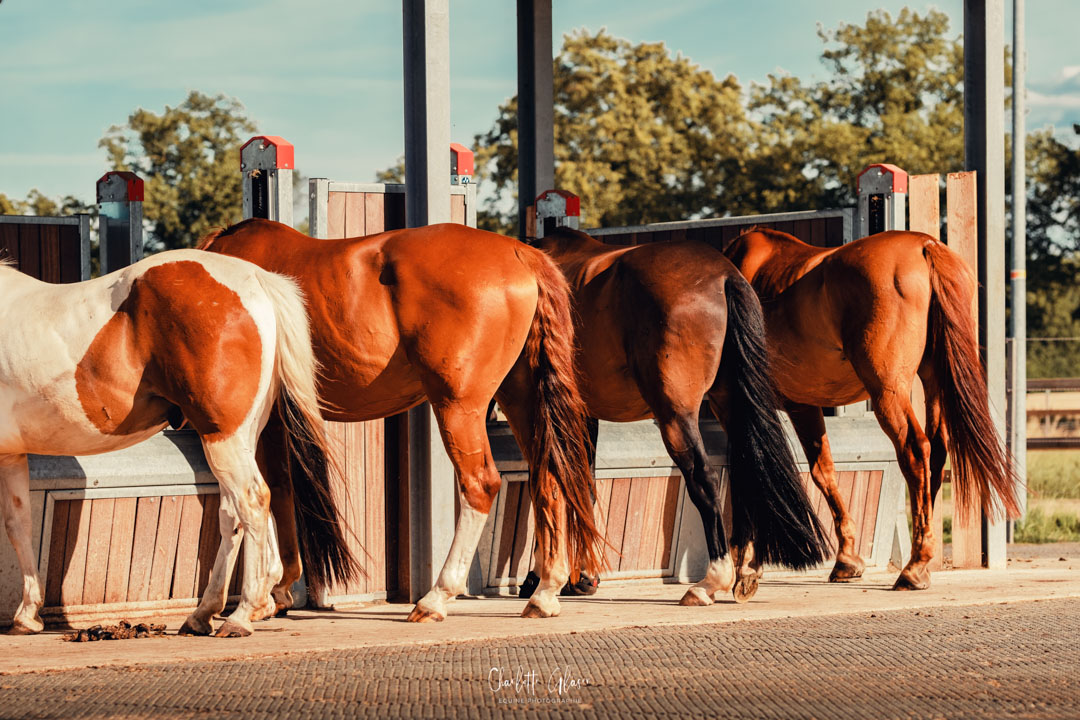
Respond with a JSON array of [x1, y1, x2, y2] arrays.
[[0, 250, 336, 636]]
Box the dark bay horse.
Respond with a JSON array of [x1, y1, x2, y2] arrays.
[[200, 219, 603, 622], [0, 251, 334, 637], [723, 228, 1021, 591], [535, 228, 828, 605]]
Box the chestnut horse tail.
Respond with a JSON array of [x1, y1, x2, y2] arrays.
[[254, 270, 359, 588], [720, 274, 829, 568], [517, 248, 606, 580], [923, 241, 1022, 520]]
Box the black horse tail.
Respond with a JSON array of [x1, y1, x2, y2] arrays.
[[719, 273, 830, 569]]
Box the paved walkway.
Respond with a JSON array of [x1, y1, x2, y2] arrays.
[[1, 598, 1078, 718], [0, 551, 1078, 718]]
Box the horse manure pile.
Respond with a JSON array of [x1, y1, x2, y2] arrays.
[[63, 621, 167, 642]]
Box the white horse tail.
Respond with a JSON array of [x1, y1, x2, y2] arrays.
[[253, 270, 360, 587]]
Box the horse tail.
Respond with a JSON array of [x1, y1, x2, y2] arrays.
[[923, 241, 1022, 520], [254, 269, 360, 588], [719, 272, 830, 568], [515, 247, 606, 580]]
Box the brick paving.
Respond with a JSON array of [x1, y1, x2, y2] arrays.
[[0, 597, 1077, 719]]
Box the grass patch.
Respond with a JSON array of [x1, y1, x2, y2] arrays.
[[1027, 450, 1080, 499], [1013, 507, 1080, 543]]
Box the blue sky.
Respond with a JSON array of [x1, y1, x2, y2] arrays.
[[2, 1, 1078, 209]]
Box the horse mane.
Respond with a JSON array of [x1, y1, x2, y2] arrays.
[[195, 227, 227, 251], [196, 218, 269, 250], [727, 225, 808, 251]]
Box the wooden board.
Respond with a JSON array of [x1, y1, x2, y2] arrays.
[[127, 497, 161, 602], [945, 171, 983, 569], [104, 497, 137, 604], [81, 498, 115, 604], [60, 500, 92, 606], [909, 174, 941, 240]]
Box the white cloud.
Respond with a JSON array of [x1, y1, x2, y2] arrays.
[[1028, 90, 1080, 109]]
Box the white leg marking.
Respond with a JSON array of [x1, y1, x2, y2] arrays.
[[684, 554, 735, 605], [200, 437, 272, 636], [413, 503, 488, 621], [0, 455, 44, 634]]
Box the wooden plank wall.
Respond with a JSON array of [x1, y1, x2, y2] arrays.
[[44, 492, 226, 609], [0, 221, 84, 282], [315, 190, 405, 600], [596, 216, 845, 250], [491, 475, 682, 585], [801, 470, 884, 561]]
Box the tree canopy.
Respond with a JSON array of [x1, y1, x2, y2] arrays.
[[99, 91, 257, 250]]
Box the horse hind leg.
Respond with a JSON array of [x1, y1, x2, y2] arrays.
[[870, 388, 935, 590], [653, 412, 733, 607], [407, 402, 501, 623], [784, 403, 865, 582], [256, 410, 302, 616], [200, 435, 276, 637], [496, 377, 571, 620], [0, 455, 44, 634]]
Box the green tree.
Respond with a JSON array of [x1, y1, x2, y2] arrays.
[[100, 91, 257, 250], [375, 155, 405, 184], [473, 29, 753, 230], [0, 190, 92, 217], [742, 8, 969, 212]]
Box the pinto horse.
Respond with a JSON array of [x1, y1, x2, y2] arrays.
[[533, 228, 828, 605], [723, 228, 1022, 592], [0, 250, 335, 636], [199, 218, 603, 622]]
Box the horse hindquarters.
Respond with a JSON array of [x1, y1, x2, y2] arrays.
[[183, 268, 344, 636]]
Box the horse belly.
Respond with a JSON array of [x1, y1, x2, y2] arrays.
[[773, 345, 868, 407], [577, 347, 652, 422], [0, 384, 166, 456], [317, 349, 427, 423]]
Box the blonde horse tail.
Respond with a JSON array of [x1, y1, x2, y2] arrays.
[[254, 269, 360, 588], [515, 247, 606, 581], [924, 241, 1022, 520]]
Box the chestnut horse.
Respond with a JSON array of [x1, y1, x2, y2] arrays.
[[723, 228, 1021, 592], [199, 218, 603, 622], [0, 251, 335, 637], [534, 228, 828, 605]]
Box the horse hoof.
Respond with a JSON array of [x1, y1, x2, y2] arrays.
[[732, 576, 759, 604], [891, 570, 930, 591], [406, 605, 445, 623], [829, 555, 866, 582], [214, 621, 252, 638], [679, 587, 713, 606], [177, 617, 212, 636], [521, 600, 558, 619], [274, 604, 290, 618], [8, 618, 43, 635], [250, 599, 277, 623]]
